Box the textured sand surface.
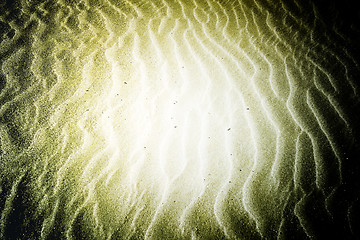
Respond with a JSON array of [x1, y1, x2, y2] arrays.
[[1, 0, 360, 239]]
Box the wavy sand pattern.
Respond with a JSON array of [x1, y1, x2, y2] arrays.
[[1, 0, 360, 239]]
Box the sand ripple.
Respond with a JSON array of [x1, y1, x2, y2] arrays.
[[1, 0, 359, 239]]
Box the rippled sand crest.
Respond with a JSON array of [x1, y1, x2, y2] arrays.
[[1, 0, 360, 239]]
